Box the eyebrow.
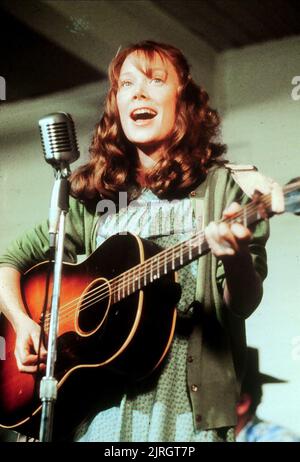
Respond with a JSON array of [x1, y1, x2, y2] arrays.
[[119, 72, 134, 78], [119, 68, 168, 79]]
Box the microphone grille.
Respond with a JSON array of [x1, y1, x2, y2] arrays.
[[39, 112, 80, 166]]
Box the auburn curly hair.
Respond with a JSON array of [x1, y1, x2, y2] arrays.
[[70, 40, 226, 202]]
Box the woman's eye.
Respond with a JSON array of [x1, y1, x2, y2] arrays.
[[120, 80, 133, 88], [151, 78, 164, 84]]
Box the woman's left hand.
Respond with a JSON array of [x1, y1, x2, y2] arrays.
[[205, 202, 251, 259], [205, 181, 284, 259]]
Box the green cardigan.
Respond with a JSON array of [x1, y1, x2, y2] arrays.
[[188, 164, 269, 430], [0, 164, 269, 431]]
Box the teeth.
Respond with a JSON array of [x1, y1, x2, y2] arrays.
[[133, 108, 156, 115], [131, 108, 157, 121]]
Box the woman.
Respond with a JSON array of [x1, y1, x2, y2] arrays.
[[0, 41, 283, 442]]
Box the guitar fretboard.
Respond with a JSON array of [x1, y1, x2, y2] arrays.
[[110, 191, 275, 304]]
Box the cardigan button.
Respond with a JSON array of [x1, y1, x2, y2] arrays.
[[196, 414, 202, 423], [191, 384, 198, 392], [187, 355, 193, 363]]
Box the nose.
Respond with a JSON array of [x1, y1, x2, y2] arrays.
[[133, 79, 148, 100]]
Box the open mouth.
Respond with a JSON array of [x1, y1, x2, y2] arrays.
[[130, 107, 157, 122]]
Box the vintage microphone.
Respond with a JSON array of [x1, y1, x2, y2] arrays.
[[38, 112, 80, 442], [39, 112, 80, 247], [39, 112, 79, 169]]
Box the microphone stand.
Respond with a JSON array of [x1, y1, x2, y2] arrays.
[[39, 166, 70, 442]]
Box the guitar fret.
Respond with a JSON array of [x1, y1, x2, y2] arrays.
[[156, 257, 160, 279], [189, 241, 192, 260], [122, 275, 125, 299], [164, 252, 167, 274], [123, 274, 126, 297], [151, 258, 157, 281], [172, 248, 175, 270], [180, 244, 183, 265], [127, 272, 130, 296], [117, 283, 120, 302]]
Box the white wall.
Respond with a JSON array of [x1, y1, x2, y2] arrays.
[[215, 36, 300, 435]]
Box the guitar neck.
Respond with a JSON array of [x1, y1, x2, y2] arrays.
[[110, 191, 276, 304], [110, 176, 300, 303]]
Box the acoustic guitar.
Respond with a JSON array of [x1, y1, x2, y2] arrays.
[[0, 179, 299, 435]]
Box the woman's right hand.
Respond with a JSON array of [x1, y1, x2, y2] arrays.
[[14, 313, 47, 373], [0, 267, 47, 373]]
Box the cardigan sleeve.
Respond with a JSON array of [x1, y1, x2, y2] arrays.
[[0, 196, 92, 274], [215, 174, 270, 292]]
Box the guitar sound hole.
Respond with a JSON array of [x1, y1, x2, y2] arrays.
[[77, 278, 110, 335]]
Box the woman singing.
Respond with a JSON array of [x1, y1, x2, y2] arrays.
[[0, 41, 283, 442]]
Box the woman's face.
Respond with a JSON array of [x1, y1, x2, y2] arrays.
[[116, 51, 180, 153]]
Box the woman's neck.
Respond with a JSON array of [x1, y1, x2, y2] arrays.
[[137, 150, 158, 169], [137, 147, 162, 168], [136, 148, 160, 188]]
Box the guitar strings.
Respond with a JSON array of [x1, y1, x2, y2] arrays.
[[42, 191, 277, 330]]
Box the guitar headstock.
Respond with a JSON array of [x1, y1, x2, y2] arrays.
[[284, 177, 300, 216]]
